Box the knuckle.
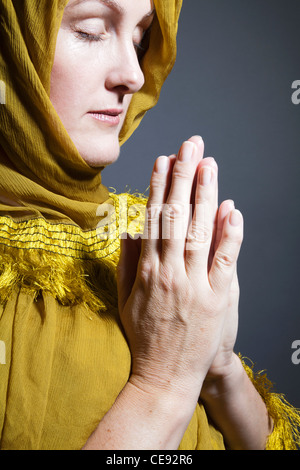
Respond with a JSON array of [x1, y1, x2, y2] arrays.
[[214, 250, 235, 269], [172, 166, 193, 181], [188, 223, 211, 245], [161, 203, 188, 240], [163, 202, 187, 221], [144, 205, 162, 240], [146, 204, 163, 223], [150, 174, 166, 192], [138, 260, 157, 286]]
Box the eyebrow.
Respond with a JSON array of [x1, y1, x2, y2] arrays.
[[68, 0, 156, 21]]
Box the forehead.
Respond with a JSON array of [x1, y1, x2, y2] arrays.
[[66, 0, 155, 15], [67, 0, 124, 14]]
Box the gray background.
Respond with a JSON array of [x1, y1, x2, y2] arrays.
[[104, 0, 300, 409]]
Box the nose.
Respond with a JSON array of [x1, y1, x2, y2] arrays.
[[105, 41, 145, 96]]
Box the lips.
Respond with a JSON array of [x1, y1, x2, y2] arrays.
[[88, 109, 123, 126]]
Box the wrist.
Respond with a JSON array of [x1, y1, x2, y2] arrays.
[[128, 373, 202, 415], [83, 377, 199, 451], [118, 378, 199, 449], [199, 354, 273, 450], [200, 353, 243, 402]]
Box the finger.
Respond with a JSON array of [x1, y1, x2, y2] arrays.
[[161, 138, 205, 263], [209, 209, 244, 295], [214, 199, 235, 253], [185, 161, 218, 276], [191, 156, 218, 209], [166, 137, 204, 206], [141, 155, 172, 258], [149, 154, 181, 206], [181, 136, 205, 209], [197, 158, 219, 270], [147, 134, 203, 207], [215, 203, 240, 316]]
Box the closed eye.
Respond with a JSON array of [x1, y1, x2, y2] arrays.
[[75, 31, 104, 42]]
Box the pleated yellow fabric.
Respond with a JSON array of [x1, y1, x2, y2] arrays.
[[0, 0, 299, 451], [0, 291, 225, 450]]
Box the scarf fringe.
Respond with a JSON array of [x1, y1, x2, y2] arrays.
[[240, 355, 300, 450], [0, 192, 148, 314], [0, 246, 120, 313]]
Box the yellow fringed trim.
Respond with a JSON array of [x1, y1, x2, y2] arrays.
[[0, 192, 148, 313], [240, 356, 300, 450], [0, 247, 119, 313]]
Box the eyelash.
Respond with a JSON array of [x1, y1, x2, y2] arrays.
[[76, 31, 104, 42], [75, 31, 146, 54]]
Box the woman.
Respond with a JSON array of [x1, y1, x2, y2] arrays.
[[0, 0, 299, 450]]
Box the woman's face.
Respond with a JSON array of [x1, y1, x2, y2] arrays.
[[50, 0, 155, 167]]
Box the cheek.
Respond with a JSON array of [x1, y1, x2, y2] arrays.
[[50, 32, 103, 113]]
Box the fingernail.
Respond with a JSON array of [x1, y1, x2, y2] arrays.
[[207, 157, 218, 169], [229, 209, 243, 226], [200, 167, 212, 186], [194, 136, 203, 146], [156, 156, 169, 174], [226, 200, 235, 211], [179, 142, 195, 162]]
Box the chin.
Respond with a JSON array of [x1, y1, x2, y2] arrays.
[[76, 136, 121, 168]]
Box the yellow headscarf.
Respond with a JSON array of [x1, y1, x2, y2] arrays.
[[0, 0, 182, 230], [0, 0, 184, 325]]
